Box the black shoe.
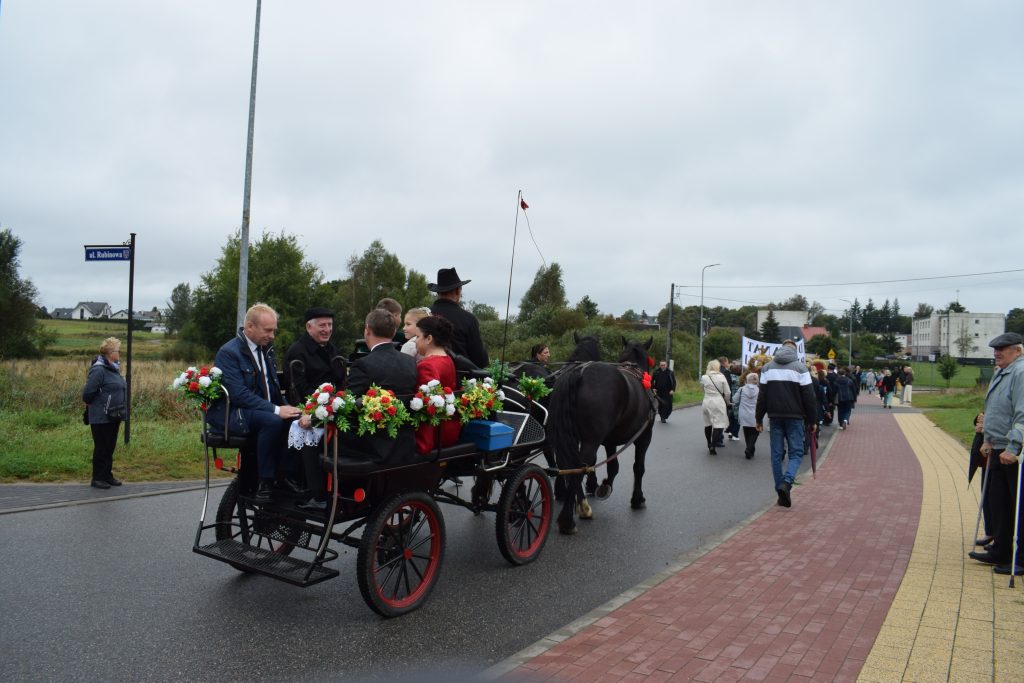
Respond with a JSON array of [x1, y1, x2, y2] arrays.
[[969, 550, 1008, 565], [745, 450, 754, 460], [106, 476, 122, 486], [254, 481, 274, 503], [985, 544, 995, 553], [975, 536, 994, 547], [709, 446, 717, 455], [90, 479, 111, 489], [661, 418, 667, 423], [297, 497, 327, 511], [993, 564, 1024, 576], [776, 481, 792, 508], [276, 478, 307, 495]]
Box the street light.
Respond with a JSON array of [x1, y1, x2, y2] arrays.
[[236, 0, 263, 330], [698, 264, 720, 378], [666, 283, 675, 368], [839, 298, 854, 365]]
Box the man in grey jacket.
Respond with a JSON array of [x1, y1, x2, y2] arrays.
[[755, 339, 818, 508], [969, 332, 1024, 575]]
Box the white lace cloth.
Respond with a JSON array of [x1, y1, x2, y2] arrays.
[[287, 421, 323, 450]]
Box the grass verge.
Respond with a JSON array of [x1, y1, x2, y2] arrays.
[[912, 389, 985, 449]]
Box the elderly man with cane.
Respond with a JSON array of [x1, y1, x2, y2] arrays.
[[968, 332, 1024, 579]]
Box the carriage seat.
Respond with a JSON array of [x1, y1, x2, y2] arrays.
[[200, 430, 251, 450]]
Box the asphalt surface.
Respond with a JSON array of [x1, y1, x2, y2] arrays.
[[0, 404, 827, 682]]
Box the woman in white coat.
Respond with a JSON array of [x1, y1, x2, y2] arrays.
[[700, 359, 731, 454], [736, 372, 760, 460]]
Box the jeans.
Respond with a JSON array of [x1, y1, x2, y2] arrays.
[[837, 401, 853, 425], [770, 418, 805, 489]]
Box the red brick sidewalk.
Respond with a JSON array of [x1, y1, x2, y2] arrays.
[[500, 412, 922, 682]]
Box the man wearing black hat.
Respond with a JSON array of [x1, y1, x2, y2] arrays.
[[429, 267, 489, 368], [283, 307, 346, 404], [969, 332, 1024, 575]]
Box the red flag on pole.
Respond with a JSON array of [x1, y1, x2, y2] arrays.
[[520, 198, 529, 210]]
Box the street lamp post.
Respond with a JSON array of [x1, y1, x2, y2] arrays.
[[236, 0, 263, 330], [698, 264, 720, 379], [666, 282, 675, 368], [840, 298, 854, 365]]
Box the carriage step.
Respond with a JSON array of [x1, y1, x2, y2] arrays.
[[194, 539, 339, 587]]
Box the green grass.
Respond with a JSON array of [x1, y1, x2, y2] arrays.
[[907, 360, 989, 389], [41, 319, 170, 360], [912, 389, 985, 449], [0, 409, 231, 482]]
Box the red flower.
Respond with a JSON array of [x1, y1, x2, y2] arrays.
[[387, 406, 396, 416], [372, 411, 383, 421], [366, 388, 377, 398], [199, 367, 209, 376], [486, 399, 494, 408], [427, 405, 436, 415], [443, 387, 452, 394], [185, 369, 194, 379], [461, 395, 470, 405], [381, 394, 391, 404], [188, 381, 199, 392], [647, 355, 655, 368], [200, 402, 207, 411], [322, 384, 334, 394], [642, 372, 652, 390], [305, 402, 314, 411]]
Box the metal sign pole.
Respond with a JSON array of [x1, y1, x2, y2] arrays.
[[125, 233, 136, 444]]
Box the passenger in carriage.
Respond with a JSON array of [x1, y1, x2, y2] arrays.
[[413, 315, 462, 454], [339, 308, 418, 465], [376, 297, 406, 345], [429, 267, 489, 369], [400, 306, 432, 360]]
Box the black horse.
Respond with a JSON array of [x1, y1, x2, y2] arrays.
[[547, 334, 656, 535]]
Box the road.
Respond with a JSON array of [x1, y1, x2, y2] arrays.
[[0, 405, 825, 682]]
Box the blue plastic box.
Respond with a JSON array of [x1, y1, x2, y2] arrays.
[[460, 419, 515, 451]]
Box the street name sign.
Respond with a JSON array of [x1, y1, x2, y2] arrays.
[[85, 247, 131, 261]]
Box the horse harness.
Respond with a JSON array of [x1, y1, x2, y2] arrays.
[[551, 361, 658, 477]]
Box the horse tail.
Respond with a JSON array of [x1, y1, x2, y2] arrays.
[[548, 366, 584, 469]]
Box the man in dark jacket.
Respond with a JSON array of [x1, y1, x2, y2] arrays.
[[755, 339, 818, 508], [429, 267, 488, 368], [283, 307, 347, 507], [340, 308, 418, 465], [651, 360, 676, 423], [208, 303, 303, 501]]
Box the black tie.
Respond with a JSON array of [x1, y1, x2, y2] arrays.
[[256, 347, 270, 400]]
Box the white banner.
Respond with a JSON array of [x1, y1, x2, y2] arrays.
[[741, 336, 805, 367]]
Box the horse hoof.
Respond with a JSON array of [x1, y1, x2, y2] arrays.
[[559, 523, 578, 535], [631, 498, 646, 510], [577, 500, 594, 519], [595, 483, 611, 500]]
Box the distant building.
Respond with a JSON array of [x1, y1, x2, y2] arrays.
[[756, 309, 809, 329], [911, 311, 1004, 360], [51, 307, 73, 320], [70, 302, 112, 320], [799, 325, 829, 342]]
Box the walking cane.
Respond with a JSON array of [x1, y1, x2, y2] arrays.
[[1011, 456, 1023, 588]]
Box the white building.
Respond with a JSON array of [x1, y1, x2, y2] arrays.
[[911, 312, 1004, 360], [756, 309, 809, 329], [70, 301, 112, 320]]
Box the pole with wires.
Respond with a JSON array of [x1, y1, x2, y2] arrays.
[[499, 191, 524, 369]]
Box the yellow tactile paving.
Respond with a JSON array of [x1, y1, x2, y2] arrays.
[[857, 413, 1024, 683]]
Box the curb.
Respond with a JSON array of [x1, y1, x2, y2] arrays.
[[0, 480, 231, 515]]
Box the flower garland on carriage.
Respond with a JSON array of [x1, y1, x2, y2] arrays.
[[169, 365, 224, 412]]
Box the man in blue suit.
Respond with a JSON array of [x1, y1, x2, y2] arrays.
[[207, 303, 302, 501]]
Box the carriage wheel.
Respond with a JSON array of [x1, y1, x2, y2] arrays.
[[357, 491, 445, 618], [215, 478, 307, 571], [495, 465, 553, 565]]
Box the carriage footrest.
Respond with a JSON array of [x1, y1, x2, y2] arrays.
[[194, 539, 339, 587]]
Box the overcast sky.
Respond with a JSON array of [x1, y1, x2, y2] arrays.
[[2, 1, 1022, 322]]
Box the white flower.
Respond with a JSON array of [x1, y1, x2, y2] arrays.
[[430, 394, 445, 408], [198, 376, 212, 388], [332, 397, 345, 411], [497, 390, 506, 400], [314, 405, 328, 421], [318, 382, 332, 392], [316, 392, 330, 405], [187, 366, 197, 374], [482, 376, 494, 385], [427, 379, 441, 388], [466, 378, 477, 386], [410, 396, 424, 411], [210, 367, 222, 377], [418, 384, 429, 393], [445, 404, 456, 416], [172, 377, 183, 388], [445, 392, 455, 404]]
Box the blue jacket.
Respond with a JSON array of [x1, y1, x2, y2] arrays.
[[82, 355, 126, 424], [984, 356, 1024, 456], [206, 331, 285, 435]]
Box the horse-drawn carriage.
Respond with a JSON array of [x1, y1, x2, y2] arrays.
[[192, 372, 553, 617], [190, 335, 658, 617]]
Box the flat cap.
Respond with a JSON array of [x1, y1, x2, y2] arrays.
[[304, 307, 334, 323], [989, 332, 1023, 348]]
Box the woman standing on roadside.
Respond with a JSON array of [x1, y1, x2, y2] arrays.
[[82, 337, 126, 488], [700, 359, 731, 455]]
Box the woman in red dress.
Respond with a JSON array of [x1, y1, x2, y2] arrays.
[[414, 315, 461, 454]]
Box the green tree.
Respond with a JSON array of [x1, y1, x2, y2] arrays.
[[913, 302, 934, 318], [879, 331, 901, 354], [953, 320, 977, 358], [518, 263, 568, 323], [165, 282, 193, 335], [703, 328, 741, 362], [467, 301, 499, 322], [184, 231, 322, 353], [806, 333, 838, 357], [759, 309, 781, 342], [937, 354, 960, 387], [778, 294, 809, 311], [574, 295, 600, 322], [938, 301, 966, 314], [1007, 308, 1024, 336], [620, 309, 639, 323], [0, 228, 51, 358]]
